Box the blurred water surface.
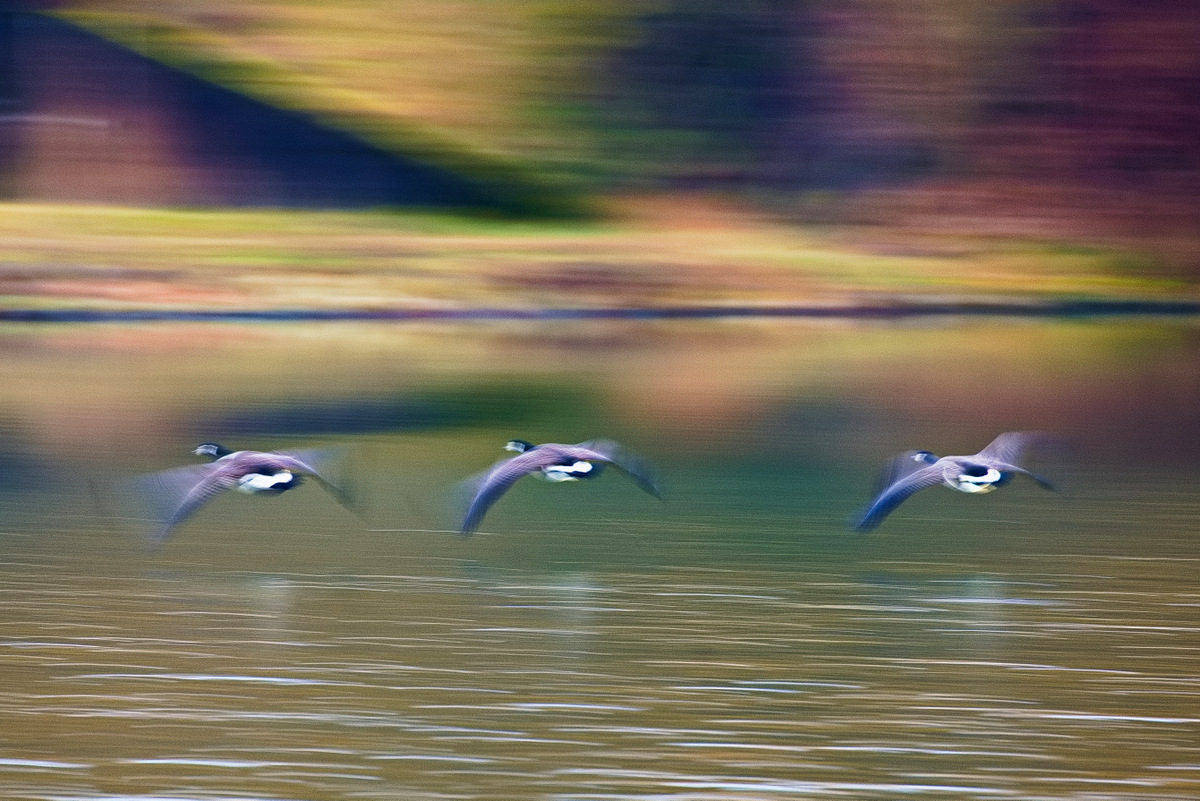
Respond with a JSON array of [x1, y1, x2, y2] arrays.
[[1, 317, 1199, 801]]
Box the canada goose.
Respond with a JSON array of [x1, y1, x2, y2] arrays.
[[459, 439, 661, 535], [132, 443, 354, 543], [852, 432, 1058, 532]]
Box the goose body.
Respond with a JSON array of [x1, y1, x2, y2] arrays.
[[852, 432, 1057, 532], [132, 443, 353, 543], [459, 439, 661, 535]]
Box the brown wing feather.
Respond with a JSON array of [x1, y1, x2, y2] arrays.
[[871, 450, 938, 499], [852, 463, 947, 533], [270, 448, 356, 511], [976, 432, 1041, 464], [459, 451, 549, 535], [575, 440, 662, 500], [130, 463, 240, 544], [987, 460, 1058, 493]]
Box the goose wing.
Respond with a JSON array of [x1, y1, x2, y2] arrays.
[[574, 440, 662, 500], [459, 450, 552, 536], [852, 463, 946, 532], [987, 460, 1058, 493], [871, 450, 939, 498], [977, 432, 1046, 465], [130, 463, 240, 544], [271, 448, 357, 511], [977, 433, 1061, 493]]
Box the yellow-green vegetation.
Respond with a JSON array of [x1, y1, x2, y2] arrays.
[[56, 4, 595, 216], [62, 0, 1031, 174], [51, 2, 1200, 257], [0, 202, 1188, 312], [62, 1, 614, 183], [66, 1, 556, 142]]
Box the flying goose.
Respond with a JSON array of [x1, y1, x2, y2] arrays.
[[459, 439, 661, 535], [132, 443, 354, 543], [852, 432, 1058, 532]]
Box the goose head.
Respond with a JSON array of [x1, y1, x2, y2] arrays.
[[194, 442, 233, 459]]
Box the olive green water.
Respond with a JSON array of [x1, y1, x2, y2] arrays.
[[1, 319, 1198, 801]]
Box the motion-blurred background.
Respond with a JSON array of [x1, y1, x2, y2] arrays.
[[2, 0, 1199, 467], [3, 0, 1199, 258], [3, 6, 1200, 800]]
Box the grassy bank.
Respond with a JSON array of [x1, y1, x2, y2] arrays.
[[0, 202, 1191, 313]]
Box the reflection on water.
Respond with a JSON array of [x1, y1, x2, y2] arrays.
[[1, 319, 1199, 800]]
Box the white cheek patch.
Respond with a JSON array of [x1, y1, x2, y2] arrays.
[[237, 471, 295, 493]]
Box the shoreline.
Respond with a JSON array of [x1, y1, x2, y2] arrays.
[[3, 202, 1197, 317], [4, 297, 1200, 324]]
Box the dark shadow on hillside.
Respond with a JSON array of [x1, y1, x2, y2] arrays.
[[0, 9, 532, 211]]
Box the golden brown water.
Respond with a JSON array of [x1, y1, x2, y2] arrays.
[[1, 318, 1198, 800]]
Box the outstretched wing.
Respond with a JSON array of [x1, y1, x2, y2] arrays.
[[977, 432, 1048, 465], [458, 441, 661, 535], [458, 454, 542, 536], [128, 463, 239, 544], [871, 450, 938, 498], [990, 461, 1058, 493], [977, 433, 1063, 493], [851, 464, 946, 533], [273, 448, 357, 511], [574, 440, 663, 500]]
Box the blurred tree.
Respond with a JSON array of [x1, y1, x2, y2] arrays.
[[585, 0, 966, 191], [954, 0, 1200, 194], [595, 0, 804, 185], [50, 0, 1200, 234]]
